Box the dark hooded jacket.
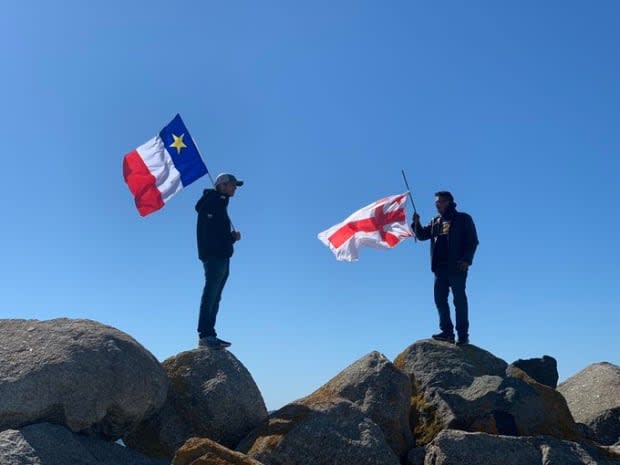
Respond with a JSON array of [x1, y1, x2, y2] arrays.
[[413, 208, 479, 273], [196, 189, 236, 260]]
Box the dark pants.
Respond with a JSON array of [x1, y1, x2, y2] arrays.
[[433, 269, 469, 338], [198, 257, 230, 338]]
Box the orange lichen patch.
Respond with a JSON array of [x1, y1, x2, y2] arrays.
[[173, 437, 262, 465]]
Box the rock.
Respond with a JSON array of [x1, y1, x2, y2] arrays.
[[425, 429, 620, 465], [407, 446, 426, 465], [394, 339, 579, 444], [505, 366, 579, 439], [558, 362, 620, 445], [0, 319, 168, 440], [0, 422, 168, 465], [300, 351, 413, 459], [173, 437, 264, 465], [124, 348, 267, 459], [237, 399, 401, 465], [509, 355, 559, 388]]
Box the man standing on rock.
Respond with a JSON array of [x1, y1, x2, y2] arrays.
[[195, 173, 243, 349], [412, 191, 479, 345]]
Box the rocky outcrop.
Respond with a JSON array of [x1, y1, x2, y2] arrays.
[[173, 437, 264, 465], [237, 399, 401, 465], [125, 348, 268, 459], [0, 319, 168, 440], [0, 422, 168, 465], [558, 362, 620, 445], [394, 339, 579, 444], [423, 429, 620, 465], [300, 351, 413, 459], [509, 355, 559, 388]]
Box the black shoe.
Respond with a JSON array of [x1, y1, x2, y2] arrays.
[[432, 332, 455, 343], [456, 336, 470, 346], [198, 336, 231, 349]]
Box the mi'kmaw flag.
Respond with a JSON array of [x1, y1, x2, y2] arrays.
[[123, 114, 207, 216], [318, 192, 413, 261]]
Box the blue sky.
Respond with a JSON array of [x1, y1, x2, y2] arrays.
[[1, 1, 618, 410]]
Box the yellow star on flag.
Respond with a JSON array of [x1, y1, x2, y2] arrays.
[[170, 134, 187, 154]]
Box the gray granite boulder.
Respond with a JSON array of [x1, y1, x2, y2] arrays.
[[299, 351, 413, 459], [0, 422, 168, 465], [424, 429, 620, 465], [124, 348, 267, 459], [394, 339, 579, 444], [173, 437, 264, 465], [509, 355, 559, 388], [237, 399, 401, 465], [0, 319, 168, 440], [559, 362, 620, 445]]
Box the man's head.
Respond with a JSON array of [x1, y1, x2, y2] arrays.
[[435, 191, 456, 215], [215, 173, 244, 197]]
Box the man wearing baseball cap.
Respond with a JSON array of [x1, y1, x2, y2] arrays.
[[195, 173, 244, 349]]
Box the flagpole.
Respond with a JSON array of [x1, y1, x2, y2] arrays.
[[401, 169, 418, 242]]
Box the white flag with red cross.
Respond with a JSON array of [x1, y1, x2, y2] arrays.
[[318, 192, 413, 261]]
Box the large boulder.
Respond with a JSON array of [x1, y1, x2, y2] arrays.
[[300, 351, 413, 459], [509, 355, 559, 388], [124, 348, 267, 459], [0, 422, 168, 465], [424, 429, 620, 465], [394, 339, 579, 444], [558, 362, 620, 445], [0, 319, 168, 439], [173, 437, 264, 465], [237, 399, 401, 465]]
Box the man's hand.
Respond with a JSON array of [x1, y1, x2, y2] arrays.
[[413, 212, 420, 226], [456, 260, 470, 272], [232, 231, 241, 241]]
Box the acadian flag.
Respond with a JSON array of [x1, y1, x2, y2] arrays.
[[123, 114, 207, 216]]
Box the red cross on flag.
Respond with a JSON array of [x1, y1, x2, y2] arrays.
[[318, 192, 413, 261]]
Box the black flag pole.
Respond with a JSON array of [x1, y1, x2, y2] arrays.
[[401, 169, 418, 242]]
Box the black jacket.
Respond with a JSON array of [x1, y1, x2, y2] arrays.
[[413, 210, 479, 273], [196, 189, 235, 260]]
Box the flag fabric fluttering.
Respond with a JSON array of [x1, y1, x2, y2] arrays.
[[317, 192, 413, 261], [123, 114, 207, 216]]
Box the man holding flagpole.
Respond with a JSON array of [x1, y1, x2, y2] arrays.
[[413, 191, 479, 345], [195, 173, 244, 349]]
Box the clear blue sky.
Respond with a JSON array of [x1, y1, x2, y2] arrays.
[[2, 1, 618, 410]]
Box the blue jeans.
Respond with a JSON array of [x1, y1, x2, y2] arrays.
[[198, 257, 230, 338], [434, 269, 469, 338]]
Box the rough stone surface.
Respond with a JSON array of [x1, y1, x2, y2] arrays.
[[424, 429, 620, 465], [559, 363, 620, 446], [125, 348, 267, 459], [237, 399, 401, 465], [0, 319, 168, 439], [509, 355, 559, 388], [173, 437, 264, 465], [300, 351, 413, 459], [0, 422, 168, 465], [394, 339, 579, 444], [407, 447, 426, 465]]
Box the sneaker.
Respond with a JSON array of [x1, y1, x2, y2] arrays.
[[214, 337, 232, 348], [432, 332, 455, 343], [198, 336, 230, 349], [456, 336, 470, 346]]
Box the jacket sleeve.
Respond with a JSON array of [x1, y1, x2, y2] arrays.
[[461, 214, 479, 265], [413, 219, 433, 241]]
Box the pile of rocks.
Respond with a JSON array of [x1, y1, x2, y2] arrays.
[[1, 318, 618, 465]]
